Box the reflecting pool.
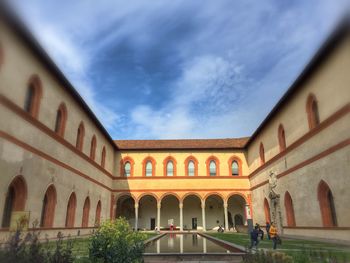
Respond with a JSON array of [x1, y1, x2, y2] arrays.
[[145, 233, 241, 254]]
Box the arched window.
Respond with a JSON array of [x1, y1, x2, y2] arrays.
[[185, 156, 198, 176], [142, 157, 156, 177], [65, 193, 77, 227], [90, 135, 97, 160], [24, 75, 42, 118], [306, 94, 320, 130], [278, 124, 286, 152], [166, 161, 174, 176], [188, 161, 195, 176], [146, 161, 152, 177], [54, 103, 67, 137], [101, 146, 106, 168], [206, 156, 220, 176], [318, 181, 337, 227], [231, 161, 239, 176], [95, 201, 101, 226], [2, 176, 27, 228], [259, 143, 265, 165], [209, 161, 216, 176], [264, 198, 271, 224], [82, 197, 90, 227], [124, 162, 131, 177], [40, 185, 56, 228], [76, 122, 85, 151], [284, 191, 296, 227]]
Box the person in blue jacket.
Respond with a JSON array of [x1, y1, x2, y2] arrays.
[[249, 225, 260, 249]]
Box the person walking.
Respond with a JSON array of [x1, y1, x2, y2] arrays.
[[249, 225, 260, 249], [266, 222, 271, 240], [269, 222, 278, 249]]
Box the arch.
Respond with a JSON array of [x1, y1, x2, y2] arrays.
[[115, 193, 137, 204], [101, 146, 106, 168], [142, 156, 157, 177], [76, 122, 85, 151], [181, 192, 203, 203], [163, 156, 177, 176], [160, 192, 181, 203], [54, 103, 67, 137], [306, 93, 320, 130], [318, 180, 337, 227], [120, 156, 135, 177], [24, 74, 43, 118], [90, 135, 97, 160], [228, 156, 242, 176], [82, 197, 90, 227], [264, 198, 271, 223], [184, 156, 198, 176], [65, 192, 77, 227], [226, 192, 248, 204], [137, 192, 159, 203], [95, 200, 101, 226], [2, 176, 28, 228], [278, 124, 286, 152], [40, 184, 57, 228], [284, 191, 296, 227], [204, 192, 225, 203], [259, 143, 265, 165], [206, 156, 220, 176]]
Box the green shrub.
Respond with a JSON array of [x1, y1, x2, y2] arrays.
[[89, 218, 146, 263]]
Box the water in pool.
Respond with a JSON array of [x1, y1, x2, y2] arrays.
[[145, 233, 239, 254]]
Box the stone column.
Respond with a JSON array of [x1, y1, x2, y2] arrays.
[[180, 234, 184, 253], [201, 201, 206, 231], [224, 202, 229, 231], [134, 203, 139, 231], [245, 204, 252, 224], [179, 203, 183, 231], [156, 239, 160, 254], [157, 201, 161, 231], [203, 237, 207, 253]]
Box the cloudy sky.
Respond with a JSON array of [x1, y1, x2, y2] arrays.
[[9, 0, 349, 139]]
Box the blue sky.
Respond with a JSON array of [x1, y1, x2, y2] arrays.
[[10, 0, 349, 139]]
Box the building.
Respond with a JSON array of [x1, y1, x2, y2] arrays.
[[0, 8, 349, 242]]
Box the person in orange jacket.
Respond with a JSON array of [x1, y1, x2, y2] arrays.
[[269, 222, 278, 249]]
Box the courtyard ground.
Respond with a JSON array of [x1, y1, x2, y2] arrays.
[[209, 232, 350, 261]]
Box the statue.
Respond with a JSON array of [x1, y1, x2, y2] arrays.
[[268, 171, 279, 200]]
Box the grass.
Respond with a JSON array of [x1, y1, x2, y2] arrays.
[[209, 232, 350, 260]]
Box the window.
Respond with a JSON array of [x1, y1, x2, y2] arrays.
[[188, 161, 195, 176], [2, 176, 27, 228], [145, 161, 152, 177], [259, 143, 265, 165], [166, 161, 174, 176], [40, 185, 56, 228], [318, 180, 337, 227], [82, 197, 90, 227], [124, 162, 131, 177], [65, 193, 77, 227], [76, 122, 85, 151], [306, 94, 320, 130], [54, 103, 67, 137], [284, 191, 296, 227], [264, 198, 271, 224], [209, 161, 216, 176], [101, 147, 106, 168], [90, 135, 97, 160], [278, 124, 286, 152], [95, 201, 101, 226], [231, 161, 239, 176], [24, 75, 42, 118], [143, 157, 156, 177]]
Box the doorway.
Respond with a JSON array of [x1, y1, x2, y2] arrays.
[[192, 217, 197, 229], [150, 218, 156, 230]]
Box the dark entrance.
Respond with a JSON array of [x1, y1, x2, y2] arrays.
[[234, 214, 244, 226], [192, 217, 197, 229], [150, 218, 156, 230]]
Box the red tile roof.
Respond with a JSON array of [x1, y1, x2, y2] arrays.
[[115, 137, 249, 150]]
